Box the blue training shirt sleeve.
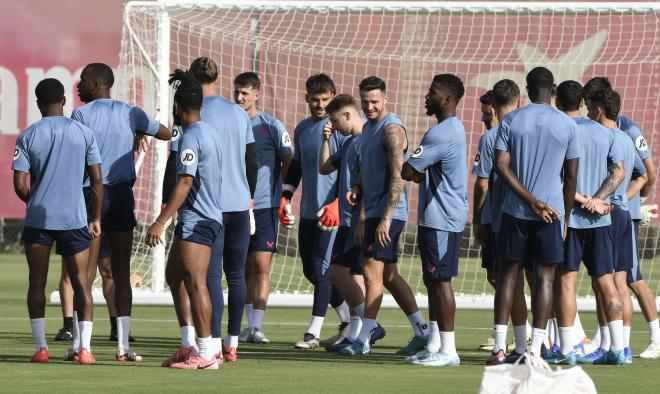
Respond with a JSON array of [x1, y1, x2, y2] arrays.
[[494, 120, 510, 152], [12, 134, 30, 173], [177, 130, 201, 177], [273, 118, 293, 158], [71, 108, 84, 123], [607, 131, 624, 165], [634, 153, 647, 176], [565, 120, 581, 160], [406, 130, 444, 173], [130, 106, 160, 136], [83, 126, 102, 166], [473, 133, 492, 179], [293, 123, 301, 162]]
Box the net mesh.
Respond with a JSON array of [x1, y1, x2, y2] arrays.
[[113, 2, 660, 301]]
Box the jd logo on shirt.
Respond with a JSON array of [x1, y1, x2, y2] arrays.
[[474, 153, 481, 163], [13, 147, 20, 161], [411, 145, 424, 158], [636, 135, 649, 151], [171, 126, 181, 141], [181, 149, 196, 165], [282, 133, 292, 147]]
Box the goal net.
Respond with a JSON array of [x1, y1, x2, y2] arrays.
[[100, 1, 660, 308]]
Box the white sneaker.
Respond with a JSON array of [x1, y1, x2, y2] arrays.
[[252, 328, 270, 344], [479, 336, 495, 351], [238, 327, 253, 343], [640, 341, 660, 359]]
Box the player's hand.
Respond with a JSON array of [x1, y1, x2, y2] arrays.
[[347, 185, 361, 206], [530, 199, 560, 223], [249, 200, 256, 235], [411, 171, 425, 184], [354, 217, 365, 246], [375, 218, 391, 247], [641, 204, 658, 226], [146, 222, 165, 247], [322, 122, 333, 141], [472, 223, 486, 247], [88, 220, 101, 238], [278, 196, 295, 229], [134, 134, 149, 154], [317, 198, 339, 231]]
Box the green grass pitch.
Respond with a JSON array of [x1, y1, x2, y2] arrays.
[[0, 254, 658, 393]]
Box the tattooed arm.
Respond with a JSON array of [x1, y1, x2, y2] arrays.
[[592, 160, 625, 200], [376, 124, 406, 247]]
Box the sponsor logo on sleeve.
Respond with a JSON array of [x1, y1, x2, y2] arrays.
[[411, 145, 424, 158], [13, 147, 20, 161], [636, 135, 649, 152], [282, 132, 292, 147], [180, 149, 197, 165]]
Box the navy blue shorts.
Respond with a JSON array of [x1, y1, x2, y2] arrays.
[[85, 180, 137, 232], [627, 220, 643, 283], [498, 213, 564, 265], [562, 226, 613, 277], [418, 226, 461, 279], [331, 226, 363, 275], [249, 208, 277, 252], [481, 224, 497, 271], [610, 206, 634, 273], [22, 226, 91, 257], [174, 219, 222, 247], [363, 218, 406, 263]]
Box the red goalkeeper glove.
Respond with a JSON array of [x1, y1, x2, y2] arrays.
[[317, 198, 339, 231], [278, 197, 295, 229]]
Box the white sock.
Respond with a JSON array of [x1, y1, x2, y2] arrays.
[[648, 319, 660, 343], [543, 334, 550, 350], [117, 316, 131, 351], [356, 318, 376, 344], [348, 316, 362, 342], [224, 335, 239, 349], [623, 326, 631, 349], [551, 318, 560, 347], [211, 337, 221, 355], [609, 320, 624, 351], [72, 311, 80, 352], [407, 311, 429, 337], [514, 325, 528, 354], [526, 321, 532, 337], [307, 316, 324, 338], [600, 326, 611, 351], [592, 324, 602, 347], [559, 326, 574, 355], [181, 325, 196, 348], [546, 320, 554, 346], [440, 331, 457, 356], [354, 303, 365, 318], [531, 328, 547, 357], [427, 321, 441, 353], [573, 312, 586, 345], [253, 309, 265, 329], [245, 304, 254, 328], [30, 318, 47, 351], [493, 324, 508, 353], [335, 302, 351, 323], [197, 336, 213, 361], [79, 321, 93, 351]]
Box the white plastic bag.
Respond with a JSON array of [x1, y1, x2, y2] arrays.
[[479, 355, 597, 394]]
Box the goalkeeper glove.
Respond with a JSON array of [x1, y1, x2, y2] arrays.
[[641, 203, 658, 226], [278, 196, 295, 229], [317, 198, 339, 231]]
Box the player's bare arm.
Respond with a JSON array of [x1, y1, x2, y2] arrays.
[[592, 160, 625, 200], [640, 157, 656, 197], [495, 149, 559, 223], [562, 157, 579, 229], [318, 122, 336, 175], [401, 162, 424, 184], [12, 171, 29, 203], [377, 124, 406, 246], [87, 163, 104, 238], [146, 174, 194, 247], [627, 172, 648, 200], [472, 177, 489, 245]]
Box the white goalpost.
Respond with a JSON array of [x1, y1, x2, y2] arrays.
[[52, 1, 660, 311]]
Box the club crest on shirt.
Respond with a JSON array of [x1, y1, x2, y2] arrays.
[[636, 135, 649, 152], [411, 145, 424, 158], [282, 132, 292, 147], [13, 147, 20, 161], [180, 149, 196, 165]]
